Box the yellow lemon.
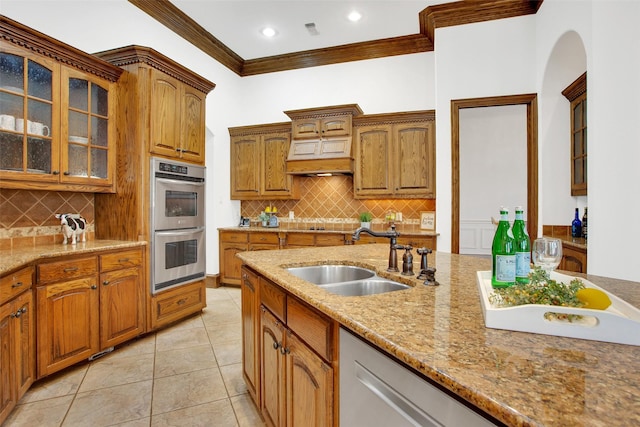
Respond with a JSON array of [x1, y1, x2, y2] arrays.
[[576, 288, 612, 310]]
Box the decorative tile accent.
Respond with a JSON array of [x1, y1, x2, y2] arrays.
[[0, 189, 95, 247], [241, 175, 435, 223]]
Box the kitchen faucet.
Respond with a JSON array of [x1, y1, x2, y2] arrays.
[[352, 225, 400, 272]]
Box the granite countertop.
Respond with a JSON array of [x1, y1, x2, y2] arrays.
[[237, 244, 640, 427], [219, 225, 439, 237], [0, 240, 147, 276]]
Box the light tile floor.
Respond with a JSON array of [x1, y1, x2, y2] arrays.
[[5, 286, 265, 427]]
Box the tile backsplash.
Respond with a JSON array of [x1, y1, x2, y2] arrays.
[[0, 189, 95, 249], [242, 175, 435, 228]]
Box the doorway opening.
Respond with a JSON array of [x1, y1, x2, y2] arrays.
[[451, 94, 538, 254]]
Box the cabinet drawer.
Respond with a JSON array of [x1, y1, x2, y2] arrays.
[[0, 266, 34, 305], [220, 231, 248, 243], [150, 281, 206, 330], [287, 233, 315, 246], [38, 257, 98, 284], [316, 234, 345, 246], [249, 233, 279, 245], [260, 278, 286, 322], [100, 248, 143, 272], [287, 297, 334, 362]]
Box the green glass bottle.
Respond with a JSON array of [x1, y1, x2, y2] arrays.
[[512, 206, 531, 284], [491, 207, 515, 288]]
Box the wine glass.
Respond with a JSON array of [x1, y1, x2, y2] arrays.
[[532, 238, 563, 273]]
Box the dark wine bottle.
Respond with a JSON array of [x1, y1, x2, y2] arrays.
[[571, 208, 582, 238], [582, 207, 588, 240]]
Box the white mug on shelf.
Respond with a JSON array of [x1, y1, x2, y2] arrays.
[[15, 118, 25, 132], [29, 121, 50, 136], [0, 114, 15, 131]]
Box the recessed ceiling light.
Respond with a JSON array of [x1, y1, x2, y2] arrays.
[[348, 11, 362, 22], [261, 27, 277, 38]]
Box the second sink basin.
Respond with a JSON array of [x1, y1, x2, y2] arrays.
[[321, 279, 411, 297], [286, 264, 375, 285]]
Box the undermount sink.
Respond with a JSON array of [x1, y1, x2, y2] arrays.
[[285, 264, 410, 296], [321, 279, 411, 296], [286, 264, 375, 285]]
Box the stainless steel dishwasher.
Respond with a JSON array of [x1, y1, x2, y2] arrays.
[[339, 328, 497, 427]]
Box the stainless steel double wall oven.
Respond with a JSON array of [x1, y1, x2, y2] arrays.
[[150, 157, 206, 293]]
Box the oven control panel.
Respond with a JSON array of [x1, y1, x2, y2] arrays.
[[159, 162, 189, 175]]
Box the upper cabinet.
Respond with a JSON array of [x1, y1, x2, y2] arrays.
[[95, 45, 215, 165], [149, 70, 206, 163], [0, 17, 122, 192], [563, 72, 587, 196], [354, 111, 436, 198], [229, 123, 298, 200]]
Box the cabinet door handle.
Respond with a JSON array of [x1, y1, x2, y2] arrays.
[[64, 267, 78, 272], [63, 171, 70, 176], [102, 280, 110, 286], [177, 299, 187, 305], [272, 341, 280, 350], [91, 285, 97, 290], [118, 258, 130, 263], [280, 346, 290, 355], [11, 281, 23, 288], [52, 170, 60, 175]]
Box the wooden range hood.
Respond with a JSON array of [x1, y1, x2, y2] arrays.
[[285, 104, 362, 176]]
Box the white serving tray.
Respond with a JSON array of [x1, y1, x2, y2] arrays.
[[476, 271, 640, 346]]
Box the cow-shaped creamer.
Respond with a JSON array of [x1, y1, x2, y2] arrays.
[[55, 213, 87, 245]]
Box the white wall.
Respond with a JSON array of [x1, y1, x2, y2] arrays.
[[433, 16, 537, 253]]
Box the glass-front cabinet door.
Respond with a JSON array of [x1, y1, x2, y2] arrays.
[[61, 67, 114, 185], [0, 48, 59, 181]]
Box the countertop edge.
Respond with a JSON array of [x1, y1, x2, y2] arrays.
[[0, 240, 147, 276]]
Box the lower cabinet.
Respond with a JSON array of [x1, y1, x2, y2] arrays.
[[243, 268, 336, 427], [560, 244, 587, 273], [148, 280, 206, 330], [241, 267, 260, 404], [36, 247, 146, 378], [0, 279, 35, 425]]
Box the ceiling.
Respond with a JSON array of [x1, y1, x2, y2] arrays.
[[169, 0, 448, 60], [129, 0, 542, 76]]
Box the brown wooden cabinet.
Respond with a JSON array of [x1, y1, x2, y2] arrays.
[[285, 104, 362, 140], [99, 249, 145, 349], [230, 123, 298, 200], [560, 243, 587, 273], [95, 45, 214, 166], [36, 257, 100, 377], [0, 266, 35, 426], [36, 247, 146, 378], [285, 232, 345, 248], [354, 111, 435, 198], [241, 267, 260, 406], [148, 280, 206, 330], [258, 278, 335, 427], [220, 231, 250, 286], [0, 18, 122, 192], [149, 69, 206, 163]]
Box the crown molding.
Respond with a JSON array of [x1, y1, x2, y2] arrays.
[[129, 0, 543, 76]]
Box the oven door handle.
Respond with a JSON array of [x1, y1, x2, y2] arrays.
[[156, 177, 205, 186], [154, 227, 205, 237]]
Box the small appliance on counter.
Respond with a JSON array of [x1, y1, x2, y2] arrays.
[[239, 216, 251, 227]]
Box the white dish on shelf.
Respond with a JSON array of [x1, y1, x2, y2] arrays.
[[69, 135, 88, 144], [476, 270, 640, 346]]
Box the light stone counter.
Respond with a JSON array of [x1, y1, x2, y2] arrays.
[[237, 244, 640, 427], [0, 240, 147, 276]]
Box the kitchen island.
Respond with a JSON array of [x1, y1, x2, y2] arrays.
[[238, 244, 640, 427]]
